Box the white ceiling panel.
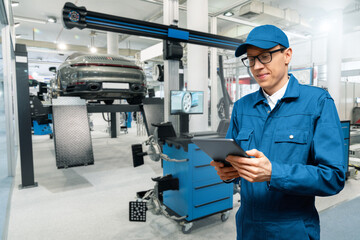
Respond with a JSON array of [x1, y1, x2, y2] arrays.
[[10, 0, 360, 80]]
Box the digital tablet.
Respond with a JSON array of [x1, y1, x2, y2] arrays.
[[192, 138, 250, 167]]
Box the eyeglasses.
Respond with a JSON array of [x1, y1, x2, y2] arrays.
[[241, 48, 286, 67]]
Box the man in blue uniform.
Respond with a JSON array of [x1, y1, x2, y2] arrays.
[[210, 25, 346, 240]]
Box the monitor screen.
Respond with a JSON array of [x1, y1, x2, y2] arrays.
[[170, 90, 204, 115]]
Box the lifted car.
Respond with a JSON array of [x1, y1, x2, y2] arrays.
[[56, 52, 147, 104]]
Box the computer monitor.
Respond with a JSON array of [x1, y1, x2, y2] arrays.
[[170, 90, 204, 115]]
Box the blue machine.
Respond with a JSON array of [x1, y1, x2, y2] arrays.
[[162, 138, 233, 222], [32, 114, 53, 136], [131, 120, 233, 233], [33, 120, 52, 135], [126, 112, 132, 128]]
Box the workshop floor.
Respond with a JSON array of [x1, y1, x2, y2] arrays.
[[5, 113, 360, 240]]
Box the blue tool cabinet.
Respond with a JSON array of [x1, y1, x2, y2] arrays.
[[162, 139, 233, 222]]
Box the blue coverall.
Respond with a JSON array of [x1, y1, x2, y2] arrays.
[[226, 74, 346, 240]]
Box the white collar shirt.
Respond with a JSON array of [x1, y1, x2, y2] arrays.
[[262, 79, 289, 111]]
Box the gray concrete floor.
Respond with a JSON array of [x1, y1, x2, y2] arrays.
[[6, 113, 360, 240]]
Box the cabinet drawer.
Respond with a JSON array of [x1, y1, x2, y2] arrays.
[[193, 181, 229, 206], [190, 146, 213, 167], [192, 164, 218, 182], [191, 197, 232, 221]]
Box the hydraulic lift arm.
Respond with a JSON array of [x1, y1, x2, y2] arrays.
[[62, 2, 243, 51]]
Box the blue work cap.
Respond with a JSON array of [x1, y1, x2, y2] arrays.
[[235, 24, 289, 57]]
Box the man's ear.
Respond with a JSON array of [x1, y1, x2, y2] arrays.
[[284, 47, 292, 65]]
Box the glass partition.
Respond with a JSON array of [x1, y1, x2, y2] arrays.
[[0, 18, 6, 179]]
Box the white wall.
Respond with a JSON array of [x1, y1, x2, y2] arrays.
[[343, 31, 360, 60], [290, 31, 360, 121]]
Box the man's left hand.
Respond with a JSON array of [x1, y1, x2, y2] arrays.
[[226, 149, 272, 183]]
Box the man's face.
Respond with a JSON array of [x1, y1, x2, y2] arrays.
[[246, 45, 292, 95]]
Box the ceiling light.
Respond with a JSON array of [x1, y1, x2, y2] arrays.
[[223, 11, 234, 17], [47, 16, 57, 23], [57, 43, 67, 50], [11, 1, 19, 7], [89, 34, 97, 53], [14, 22, 20, 28], [15, 34, 21, 38], [14, 16, 47, 24], [319, 21, 330, 32], [90, 47, 97, 53]]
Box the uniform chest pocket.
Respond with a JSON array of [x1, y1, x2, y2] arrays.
[[274, 129, 309, 164], [274, 129, 308, 144], [236, 128, 254, 151]]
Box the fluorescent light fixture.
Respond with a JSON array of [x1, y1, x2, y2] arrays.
[[14, 22, 20, 27], [11, 1, 19, 7], [15, 34, 21, 38], [47, 16, 57, 23], [57, 43, 67, 50], [223, 11, 234, 17], [14, 16, 47, 24], [90, 47, 97, 53]]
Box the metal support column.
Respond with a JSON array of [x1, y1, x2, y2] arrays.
[[15, 44, 37, 189], [107, 32, 121, 137], [163, 0, 180, 134], [326, 9, 343, 115], [110, 112, 117, 138], [210, 17, 219, 131], [187, 0, 209, 132]]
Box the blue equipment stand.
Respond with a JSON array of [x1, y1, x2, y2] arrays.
[[162, 137, 233, 224]]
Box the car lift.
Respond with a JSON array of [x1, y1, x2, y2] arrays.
[[54, 2, 243, 165]]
